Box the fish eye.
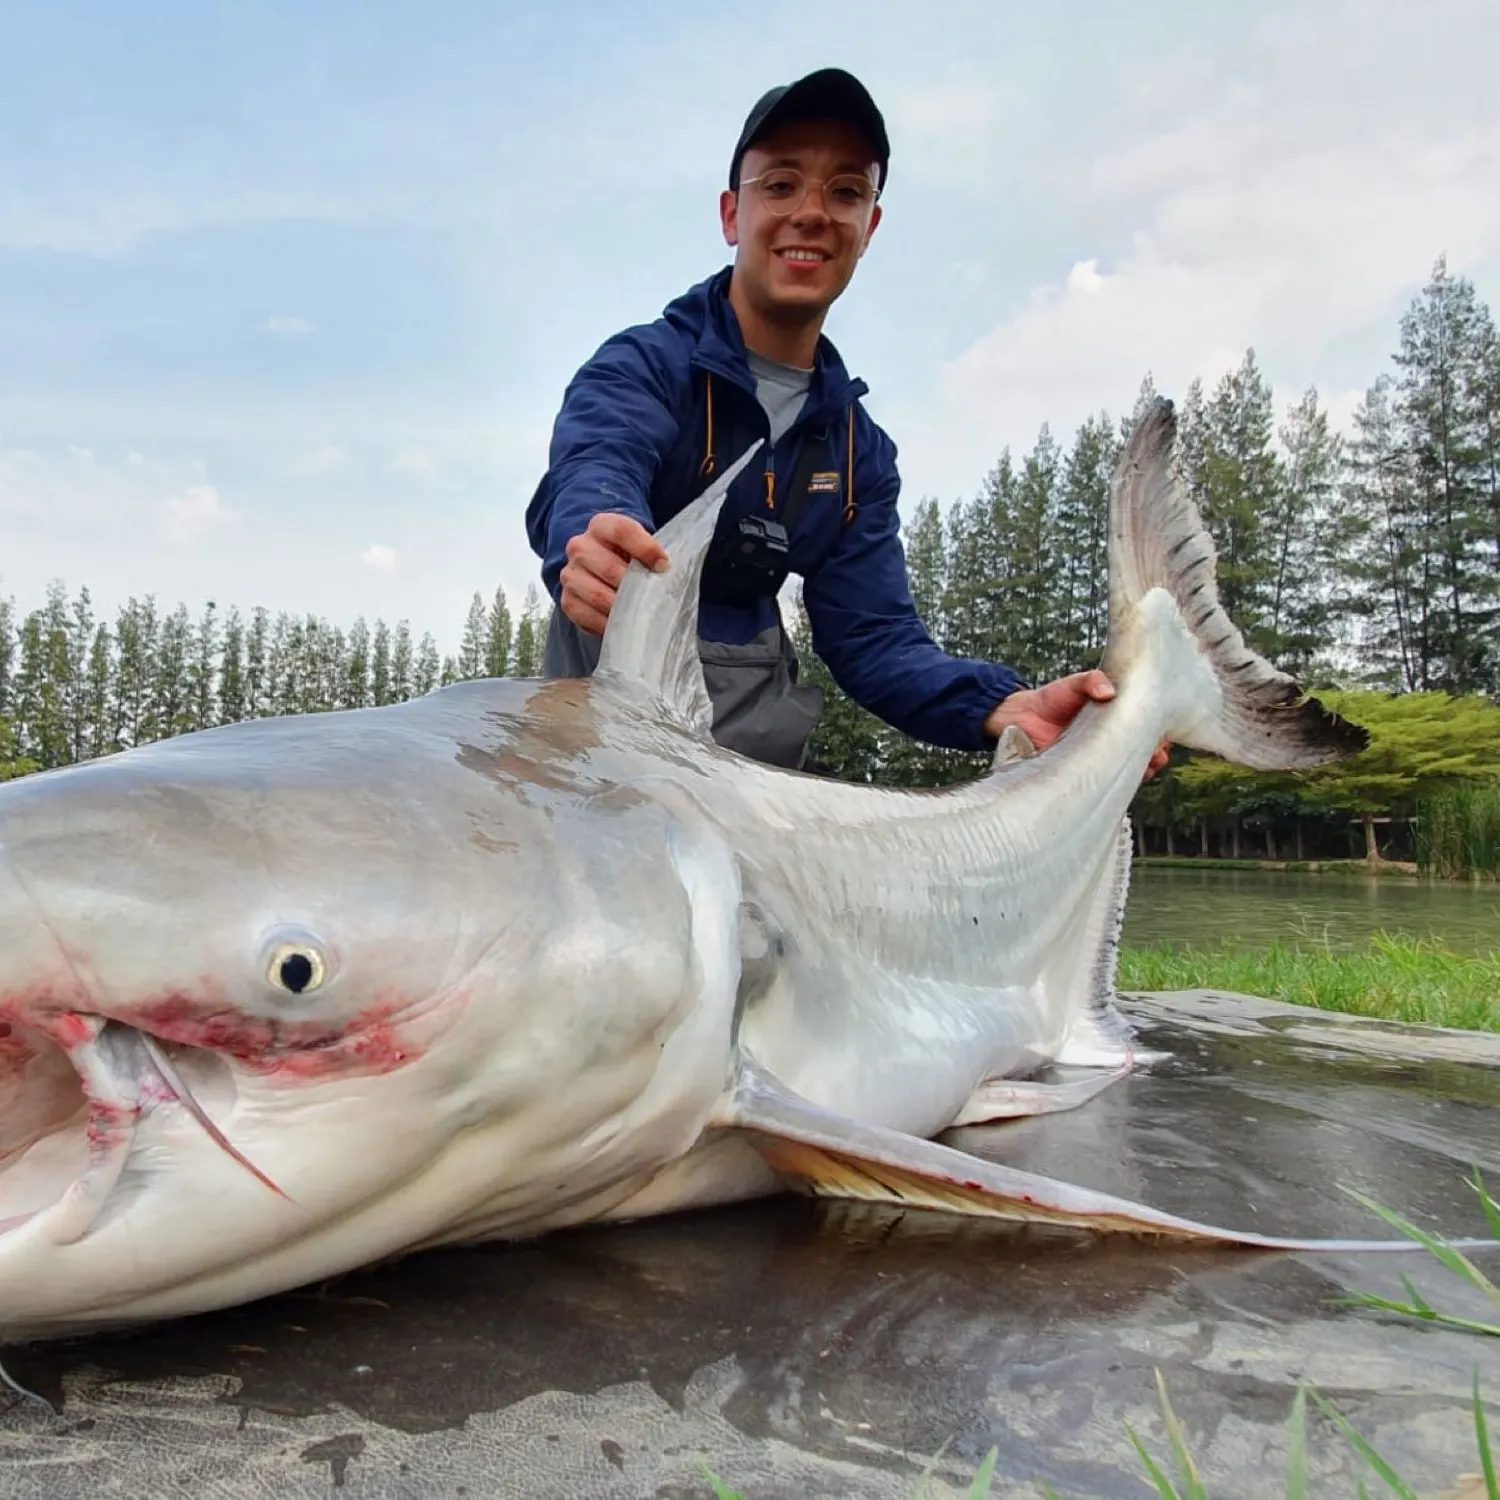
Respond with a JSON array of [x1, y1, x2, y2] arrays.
[[264, 938, 328, 996]]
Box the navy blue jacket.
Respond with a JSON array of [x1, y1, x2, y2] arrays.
[[524, 267, 1026, 752]]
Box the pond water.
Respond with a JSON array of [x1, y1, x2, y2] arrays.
[[1122, 862, 1500, 955]]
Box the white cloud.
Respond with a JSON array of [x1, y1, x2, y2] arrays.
[[361, 544, 397, 573], [157, 483, 231, 545], [393, 448, 438, 480], [266, 314, 316, 339], [893, 0, 1500, 501], [302, 443, 349, 474]]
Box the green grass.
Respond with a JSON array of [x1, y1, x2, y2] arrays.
[[1132, 856, 1423, 878], [1418, 784, 1500, 880], [1117, 933, 1500, 1031]]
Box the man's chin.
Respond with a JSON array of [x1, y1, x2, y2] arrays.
[[761, 274, 844, 319]]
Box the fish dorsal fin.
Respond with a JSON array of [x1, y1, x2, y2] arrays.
[[594, 441, 764, 734]]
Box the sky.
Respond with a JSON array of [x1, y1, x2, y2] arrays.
[[1, 0, 1497, 655]]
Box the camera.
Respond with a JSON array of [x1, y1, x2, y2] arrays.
[[703, 514, 790, 604]]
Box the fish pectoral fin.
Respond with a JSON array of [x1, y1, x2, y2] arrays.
[[715, 1057, 1490, 1252], [949, 1059, 1134, 1127]]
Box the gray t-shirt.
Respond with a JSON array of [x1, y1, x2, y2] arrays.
[[747, 349, 812, 444]]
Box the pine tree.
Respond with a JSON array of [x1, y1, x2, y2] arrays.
[[344, 617, 371, 709], [882, 499, 951, 786], [84, 623, 112, 759], [187, 602, 219, 732], [371, 620, 393, 705], [485, 586, 513, 678], [218, 608, 247, 724], [1054, 412, 1117, 672], [414, 632, 441, 696], [0, 595, 14, 718], [1010, 424, 1063, 681], [65, 587, 95, 763], [151, 603, 194, 738], [244, 607, 269, 718], [391, 622, 414, 701], [457, 593, 488, 680], [111, 597, 158, 748], [1392, 256, 1500, 692], [1200, 350, 1279, 649], [511, 586, 543, 678], [1265, 387, 1343, 677]]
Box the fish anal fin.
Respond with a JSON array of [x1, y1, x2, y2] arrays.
[[950, 1060, 1133, 1127], [1045, 813, 1139, 1069]]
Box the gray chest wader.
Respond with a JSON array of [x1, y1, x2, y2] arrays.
[[541, 413, 851, 771]]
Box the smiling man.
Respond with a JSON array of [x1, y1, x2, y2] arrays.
[[525, 67, 1152, 775]]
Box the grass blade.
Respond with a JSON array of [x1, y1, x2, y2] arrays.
[[1124, 1424, 1184, 1499], [696, 1462, 742, 1499], [1473, 1171, 1500, 1247], [1311, 1393, 1418, 1499], [1342, 1289, 1500, 1338], [1399, 1273, 1436, 1316], [1474, 1372, 1499, 1500], [1153, 1371, 1210, 1500], [1342, 1187, 1500, 1313], [963, 1447, 999, 1498]]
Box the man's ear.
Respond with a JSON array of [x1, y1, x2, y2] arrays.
[[720, 188, 739, 247]]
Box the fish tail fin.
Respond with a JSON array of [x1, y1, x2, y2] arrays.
[[1101, 398, 1367, 771]]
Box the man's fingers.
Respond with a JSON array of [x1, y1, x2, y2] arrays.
[[588, 512, 669, 572], [559, 586, 610, 636], [559, 560, 619, 622], [556, 513, 670, 641], [1038, 670, 1115, 720], [566, 535, 631, 592]]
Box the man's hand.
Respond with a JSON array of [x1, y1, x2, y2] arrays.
[[984, 669, 1170, 780], [559, 513, 669, 635]]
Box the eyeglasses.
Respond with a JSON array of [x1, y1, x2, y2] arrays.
[[738, 167, 880, 223]]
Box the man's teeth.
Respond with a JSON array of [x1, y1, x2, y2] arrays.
[[780, 249, 826, 262]]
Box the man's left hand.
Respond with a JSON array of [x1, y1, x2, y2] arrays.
[[984, 669, 1169, 780]]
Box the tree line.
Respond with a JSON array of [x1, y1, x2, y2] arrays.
[[788, 255, 1500, 864], [0, 575, 551, 778], [2, 256, 1497, 867]]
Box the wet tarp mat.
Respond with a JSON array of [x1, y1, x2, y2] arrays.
[[4, 989, 1500, 1499]]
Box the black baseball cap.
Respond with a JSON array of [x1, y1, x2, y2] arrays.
[[728, 67, 890, 193]]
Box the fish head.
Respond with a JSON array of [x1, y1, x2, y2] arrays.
[[0, 698, 742, 1341]]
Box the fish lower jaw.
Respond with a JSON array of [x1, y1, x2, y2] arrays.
[[0, 1018, 141, 1249], [0, 1012, 265, 1253]]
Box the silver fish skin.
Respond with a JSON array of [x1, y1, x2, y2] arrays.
[[0, 400, 1388, 1345]]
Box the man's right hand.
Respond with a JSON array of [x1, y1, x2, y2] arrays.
[[558, 512, 670, 635]]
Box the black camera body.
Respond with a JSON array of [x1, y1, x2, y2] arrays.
[[703, 513, 791, 605]]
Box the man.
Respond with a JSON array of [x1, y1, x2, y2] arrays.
[[526, 67, 1163, 776]]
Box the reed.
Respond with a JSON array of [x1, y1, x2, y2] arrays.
[[1416, 783, 1500, 880]]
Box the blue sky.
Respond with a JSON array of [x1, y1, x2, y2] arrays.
[[2, 0, 1497, 653]]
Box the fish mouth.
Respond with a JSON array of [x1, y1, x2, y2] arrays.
[[0, 1013, 287, 1248]]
